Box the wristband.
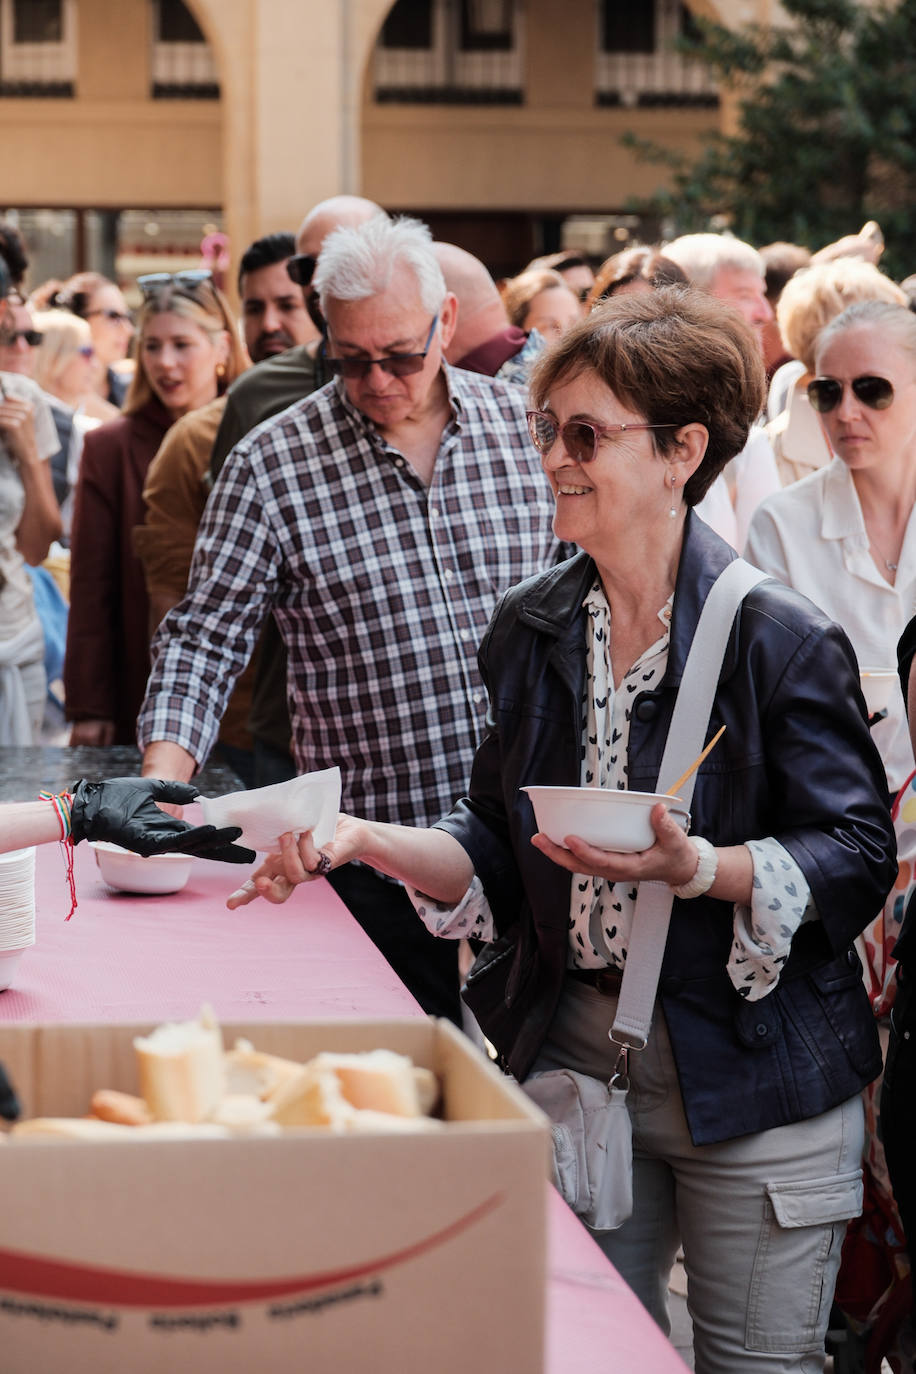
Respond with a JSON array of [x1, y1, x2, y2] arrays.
[[670, 835, 718, 900], [39, 790, 77, 919]]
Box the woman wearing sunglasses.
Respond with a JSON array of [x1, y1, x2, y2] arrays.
[[64, 271, 246, 747], [53, 272, 136, 416], [747, 299, 916, 796], [233, 287, 894, 1372]]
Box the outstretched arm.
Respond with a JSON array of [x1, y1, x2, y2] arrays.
[[0, 779, 256, 864], [227, 815, 474, 908]]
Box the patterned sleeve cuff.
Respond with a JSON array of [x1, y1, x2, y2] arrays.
[[405, 874, 496, 942], [727, 838, 814, 1001]]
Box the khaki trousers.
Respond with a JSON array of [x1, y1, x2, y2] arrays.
[[533, 978, 864, 1374]]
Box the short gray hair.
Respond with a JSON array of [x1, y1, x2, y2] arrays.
[[314, 214, 446, 316], [662, 232, 764, 293]]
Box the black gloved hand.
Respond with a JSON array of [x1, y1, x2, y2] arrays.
[[69, 778, 257, 865]]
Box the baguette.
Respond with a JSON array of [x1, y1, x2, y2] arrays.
[[133, 1006, 224, 1123]]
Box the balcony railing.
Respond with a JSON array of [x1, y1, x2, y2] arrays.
[[151, 40, 219, 99], [596, 48, 719, 107]]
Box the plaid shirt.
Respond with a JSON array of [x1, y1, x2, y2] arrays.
[[138, 365, 568, 828]]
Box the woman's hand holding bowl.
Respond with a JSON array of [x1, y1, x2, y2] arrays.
[[531, 800, 700, 888]]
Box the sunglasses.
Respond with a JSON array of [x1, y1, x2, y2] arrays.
[[136, 270, 214, 302], [325, 314, 439, 381], [78, 345, 95, 358], [286, 254, 317, 287], [526, 410, 677, 464], [86, 308, 133, 326], [0, 329, 42, 347], [807, 375, 894, 414]]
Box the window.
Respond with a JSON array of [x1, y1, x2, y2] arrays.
[[151, 0, 219, 99], [596, 0, 718, 108], [13, 0, 62, 43], [0, 0, 76, 93], [601, 1, 655, 55], [373, 0, 521, 104], [156, 0, 206, 42], [381, 0, 433, 49]]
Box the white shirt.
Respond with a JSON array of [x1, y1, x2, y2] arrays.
[[746, 456, 916, 792]]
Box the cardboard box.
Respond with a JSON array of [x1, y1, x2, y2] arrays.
[[0, 1017, 551, 1374]]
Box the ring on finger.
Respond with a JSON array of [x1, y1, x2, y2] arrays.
[[310, 850, 332, 878]]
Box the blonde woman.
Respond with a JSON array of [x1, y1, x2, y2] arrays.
[[64, 272, 245, 746], [32, 309, 104, 528], [766, 261, 907, 486]]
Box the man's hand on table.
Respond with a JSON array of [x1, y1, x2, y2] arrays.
[[70, 777, 257, 863]]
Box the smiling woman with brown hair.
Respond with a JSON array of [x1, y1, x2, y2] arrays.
[[232, 286, 895, 1372]]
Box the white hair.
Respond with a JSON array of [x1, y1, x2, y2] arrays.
[[662, 233, 764, 292], [314, 214, 446, 316]]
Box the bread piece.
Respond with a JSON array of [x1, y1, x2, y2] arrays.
[[413, 1067, 440, 1117], [210, 1093, 272, 1129], [267, 1064, 355, 1129], [224, 1042, 303, 1101], [310, 1049, 425, 1117], [133, 1006, 225, 1123], [90, 1089, 153, 1127]]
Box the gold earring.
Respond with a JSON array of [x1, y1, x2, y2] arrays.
[[216, 362, 226, 381]]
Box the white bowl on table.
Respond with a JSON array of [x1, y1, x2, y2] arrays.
[[89, 842, 194, 895], [521, 786, 689, 853], [859, 668, 898, 717]]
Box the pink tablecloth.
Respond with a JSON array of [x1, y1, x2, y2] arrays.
[[1, 844, 688, 1373]]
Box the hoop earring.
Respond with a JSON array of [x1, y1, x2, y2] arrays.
[[668, 471, 677, 518]]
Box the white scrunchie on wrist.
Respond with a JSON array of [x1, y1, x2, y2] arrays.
[[670, 835, 718, 899]]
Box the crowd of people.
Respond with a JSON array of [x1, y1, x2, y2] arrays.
[[4, 202, 916, 1371]]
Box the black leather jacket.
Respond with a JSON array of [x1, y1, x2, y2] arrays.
[[439, 514, 896, 1146]]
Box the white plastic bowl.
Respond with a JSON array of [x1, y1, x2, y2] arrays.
[[522, 786, 689, 853], [0, 948, 26, 991], [89, 842, 194, 895], [859, 668, 898, 717]]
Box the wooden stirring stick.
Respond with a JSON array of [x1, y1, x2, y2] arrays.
[[664, 724, 726, 798]]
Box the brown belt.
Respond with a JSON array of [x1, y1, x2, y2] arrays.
[[567, 966, 623, 996]]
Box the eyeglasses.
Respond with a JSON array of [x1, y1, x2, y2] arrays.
[[807, 375, 894, 414], [325, 314, 439, 381], [526, 410, 677, 464], [85, 309, 133, 326], [0, 329, 42, 347], [136, 270, 214, 302], [78, 345, 95, 359], [286, 254, 317, 287]]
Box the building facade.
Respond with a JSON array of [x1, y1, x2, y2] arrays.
[[0, 0, 770, 288]]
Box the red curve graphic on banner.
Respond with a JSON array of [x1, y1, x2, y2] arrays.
[[0, 1192, 504, 1309]]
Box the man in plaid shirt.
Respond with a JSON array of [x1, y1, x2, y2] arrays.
[[137, 214, 567, 1022]]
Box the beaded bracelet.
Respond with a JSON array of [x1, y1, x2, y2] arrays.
[[39, 790, 77, 919], [670, 835, 718, 900]]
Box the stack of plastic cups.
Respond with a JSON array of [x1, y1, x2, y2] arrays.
[[0, 847, 36, 991]]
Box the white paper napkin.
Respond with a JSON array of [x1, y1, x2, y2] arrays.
[[198, 767, 341, 854]]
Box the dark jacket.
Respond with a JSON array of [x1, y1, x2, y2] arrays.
[[64, 397, 173, 743], [440, 513, 896, 1146]]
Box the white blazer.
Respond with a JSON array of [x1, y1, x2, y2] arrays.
[[745, 456, 916, 792]]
